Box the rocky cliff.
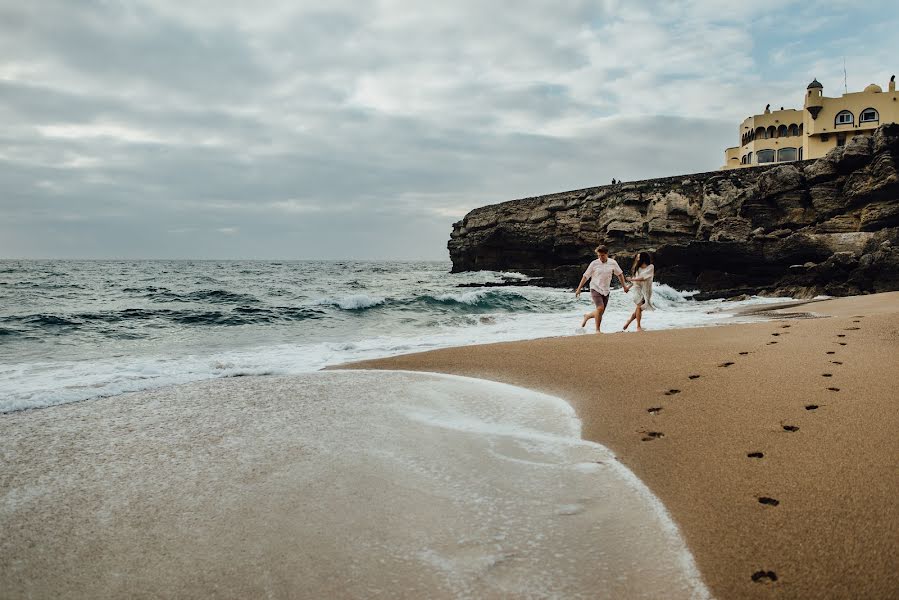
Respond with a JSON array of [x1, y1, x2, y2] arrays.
[[449, 124, 899, 298]]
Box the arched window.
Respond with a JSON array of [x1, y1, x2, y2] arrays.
[[860, 108, 879, 123], [788, 124, 799, 136], [755, 126, 766, 139], [748, 151, 752, 164], [766, 126, 776, 139], [757, 149, 775, 164], [835, 110, 854, 126], [778, 147, 797, 162], [777, 125, 788, 138], [798, 147, 803, 160], [798, 123, 803, 136]]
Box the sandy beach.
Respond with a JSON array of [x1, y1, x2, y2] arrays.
[[340, 292, 899, 599], [2, 292, 897, 599], [2, 372, 711, 600]]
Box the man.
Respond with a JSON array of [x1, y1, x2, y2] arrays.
[[575, 245, 629, 332]]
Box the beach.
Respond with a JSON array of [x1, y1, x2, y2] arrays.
[[2, 292, 897, 599], [2, 372, 709, 599], [340, 291, 899, 599]]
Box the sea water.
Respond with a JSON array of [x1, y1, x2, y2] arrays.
[[2, 260, 776, 596], [0, 260, 787, 411], [0, 371, 711, 599]]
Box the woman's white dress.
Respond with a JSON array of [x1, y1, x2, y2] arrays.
[[630, 264, 654, 310]]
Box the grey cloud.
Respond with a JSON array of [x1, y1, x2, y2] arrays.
[[1, 1, 897, 260]]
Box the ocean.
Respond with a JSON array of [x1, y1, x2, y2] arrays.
[[0, 259, 786, 413], [4, 259, 794, 597]]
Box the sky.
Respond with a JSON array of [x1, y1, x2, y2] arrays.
[[1, 0, 897, 260]]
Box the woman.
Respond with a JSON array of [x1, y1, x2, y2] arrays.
[[623, 252, 654, 331]]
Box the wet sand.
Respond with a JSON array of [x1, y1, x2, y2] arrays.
[[2, 373, 711, 600], [340, 292, 899, 599]]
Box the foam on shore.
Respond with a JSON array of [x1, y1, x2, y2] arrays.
[[1, 371, 709, 599], [1, 289, 789, 413]]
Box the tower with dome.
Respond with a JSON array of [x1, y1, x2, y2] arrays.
[[722, 74, 898, 169]]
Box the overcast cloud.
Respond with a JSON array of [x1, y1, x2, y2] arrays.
[[2, 0, 897, 259]]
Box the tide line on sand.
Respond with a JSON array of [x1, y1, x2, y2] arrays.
[[339, 291, 899, 599], [1, 370, 709, 600]]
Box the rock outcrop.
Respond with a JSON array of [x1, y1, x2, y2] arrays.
[[449, 124, 899, 298]]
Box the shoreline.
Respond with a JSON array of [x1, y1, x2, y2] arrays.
[[337, 292, 899, 599], [1, 288, 796, 414], [2, 370, 710, 599]]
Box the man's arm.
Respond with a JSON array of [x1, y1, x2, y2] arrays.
[[575, 275, 589, 298], [613, 262, 629, 292]]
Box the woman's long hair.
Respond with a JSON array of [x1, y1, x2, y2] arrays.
[[631, 251, 652, 276]]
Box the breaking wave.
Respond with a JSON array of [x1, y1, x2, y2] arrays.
[[313, 294, 387, 310], [2, 306, 325, 329]]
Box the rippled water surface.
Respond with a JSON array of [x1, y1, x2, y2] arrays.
[[1, 260, 785, 411]]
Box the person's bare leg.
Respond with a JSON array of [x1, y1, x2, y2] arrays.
[[623, 309, 636, 330], [581, 310, 595, 328], [635, 305, 644, 331], [595, 307, 604, 332]]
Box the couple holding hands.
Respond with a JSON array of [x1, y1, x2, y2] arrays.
[[575, 245, 654, 333]]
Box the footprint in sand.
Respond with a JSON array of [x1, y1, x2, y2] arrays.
[[805, 404, 819, 411], [838, 342, 847, 346], [822, 373, 832, 377], [837, 334, 846, 338], [771, 333, 780, 337], [758, 497, 780, 506], [640, 431, 664, 441], [852, 320, 861, 323], [747, 452, 764, 459], [768, 341, 778, 345], [844, 327, 860, 331], [719, 361, 735, 367], [781, 324, 792, 328], [647, 407, 662, 415], [831, 361, 843, 365], [782, 424, 799, 432], [739, 351, 750, 355], [688, 374, 701, 379], [826, 351, 836, 355], [752, 571, 778, 583], [827, 387, 840, 392], [664, 389, 681, 396]]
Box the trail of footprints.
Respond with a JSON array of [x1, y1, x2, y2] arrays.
[[639, 317, 863, 586], [746, 317, 861, 584]]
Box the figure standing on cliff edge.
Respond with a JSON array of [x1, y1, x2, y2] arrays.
[[575, 245, 629, 332]]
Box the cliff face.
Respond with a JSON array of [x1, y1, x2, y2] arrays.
[[449, 124, 899, 298]]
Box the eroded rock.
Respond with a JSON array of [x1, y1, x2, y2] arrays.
[[449, 124, 899, 297]]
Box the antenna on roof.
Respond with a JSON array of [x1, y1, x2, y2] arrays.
[[843, 57, 848, 94]]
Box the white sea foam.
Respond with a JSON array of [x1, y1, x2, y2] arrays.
[[0, 371, 711, 598], [0, 286, 790, 412], [312, 293, 386, 310], [433, 289, 495, 304], [498, 271, 530, 280]]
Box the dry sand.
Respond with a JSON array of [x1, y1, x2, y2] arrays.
[[340, 292, 899, 599]]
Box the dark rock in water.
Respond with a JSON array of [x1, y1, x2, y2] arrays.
[[448, 124, 899, 298], [457, 279, 540, 288]]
